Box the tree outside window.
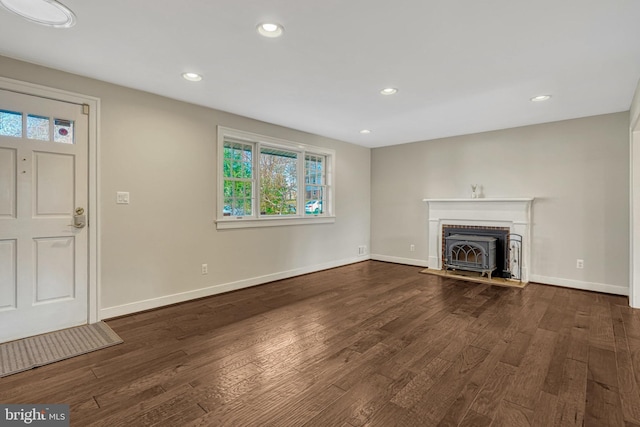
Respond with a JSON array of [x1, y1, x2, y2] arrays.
[[260, 148, 297, 215]]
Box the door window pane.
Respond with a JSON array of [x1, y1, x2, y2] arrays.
[[0, 110, 22, 138], [54, 119, 74, 144], [27, 115, 50, 141]]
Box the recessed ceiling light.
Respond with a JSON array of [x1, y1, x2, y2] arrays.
[[360, 129, 371, 134], [182, 72, 203, 82], [380, 88, 398, 96], [257, 22, 284, 38], [0, 0, 76, 28], [530, 94, 551, 102]]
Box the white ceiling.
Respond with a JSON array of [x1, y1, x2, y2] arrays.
[[1, 0, 639, 148]]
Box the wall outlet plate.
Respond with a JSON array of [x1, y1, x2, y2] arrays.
[[116, 192, 130, 204]]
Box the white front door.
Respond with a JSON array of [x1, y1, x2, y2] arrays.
[[0, 89, 89, 343]]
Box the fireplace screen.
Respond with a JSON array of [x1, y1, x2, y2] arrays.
[[445, 234, 497, 279]]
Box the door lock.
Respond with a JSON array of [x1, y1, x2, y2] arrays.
[[69, 207, 86, 229]]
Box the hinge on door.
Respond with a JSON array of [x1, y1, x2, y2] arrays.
[[82, 104, 90, 115]]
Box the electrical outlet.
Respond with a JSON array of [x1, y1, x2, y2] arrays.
[[410, 244, 415, 252], [201, 264, 208, 275], [576, 259, 584, 269], [358, 245, 367, 255]]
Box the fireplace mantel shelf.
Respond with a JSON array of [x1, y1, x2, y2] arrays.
[[423, 198, 534, 202]]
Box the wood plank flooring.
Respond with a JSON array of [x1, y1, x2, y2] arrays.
[[1, 260, 638, 426]]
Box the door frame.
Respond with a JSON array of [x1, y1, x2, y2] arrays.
[[0, 76, 100, 323], [631, 120, 640, 308]]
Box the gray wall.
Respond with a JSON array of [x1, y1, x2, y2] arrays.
[[0, 56, 371, 316], [371, 112, 630, 294], [1, 53, 632, 312]]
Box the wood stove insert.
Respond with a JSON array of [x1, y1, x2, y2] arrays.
[[444, 234, 497, 279]]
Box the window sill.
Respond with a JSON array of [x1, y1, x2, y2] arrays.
[[216, 215, 336, 230]]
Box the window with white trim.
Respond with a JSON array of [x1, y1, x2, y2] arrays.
[[217, 127, 335, 229]]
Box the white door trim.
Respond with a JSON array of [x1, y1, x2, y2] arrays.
[[631, 127, 640, 308], [0, 76, 101, 323]]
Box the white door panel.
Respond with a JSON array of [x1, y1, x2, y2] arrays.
[[0, 239, 17, 310], [34, 236, 75, 303], [0, 147, 16, 218], [34, 151, 75, 216], [0, 89, 88, 342]]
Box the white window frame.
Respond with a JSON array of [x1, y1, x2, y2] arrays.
[[216, 126, 336, 229]]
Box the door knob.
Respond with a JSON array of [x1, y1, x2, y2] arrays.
[[69, 207, 86, 229]]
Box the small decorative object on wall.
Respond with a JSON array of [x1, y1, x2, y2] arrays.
[[471, 184, 479, 199]]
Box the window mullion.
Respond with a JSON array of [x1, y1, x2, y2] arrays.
[[255, 142, 261, 218]]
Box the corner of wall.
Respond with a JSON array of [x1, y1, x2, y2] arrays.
[[629, 77, 640, 308], [631, 78, 640, 130]]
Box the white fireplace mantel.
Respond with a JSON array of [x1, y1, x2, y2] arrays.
[[423, 198, 534, 282]]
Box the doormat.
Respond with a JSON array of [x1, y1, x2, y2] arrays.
[[0, 322, 123, 378], [420, 268, 527, 289]]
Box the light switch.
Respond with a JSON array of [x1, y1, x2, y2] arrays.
[[116, 192, 130, 204]]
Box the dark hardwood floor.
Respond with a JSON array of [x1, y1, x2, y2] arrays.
[[1, 260, 638, 426]]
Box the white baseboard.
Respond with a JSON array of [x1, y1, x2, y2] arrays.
[[100, 255, 371, 319], [529, 274, 629, 296], [370, 254, 428, 267]]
